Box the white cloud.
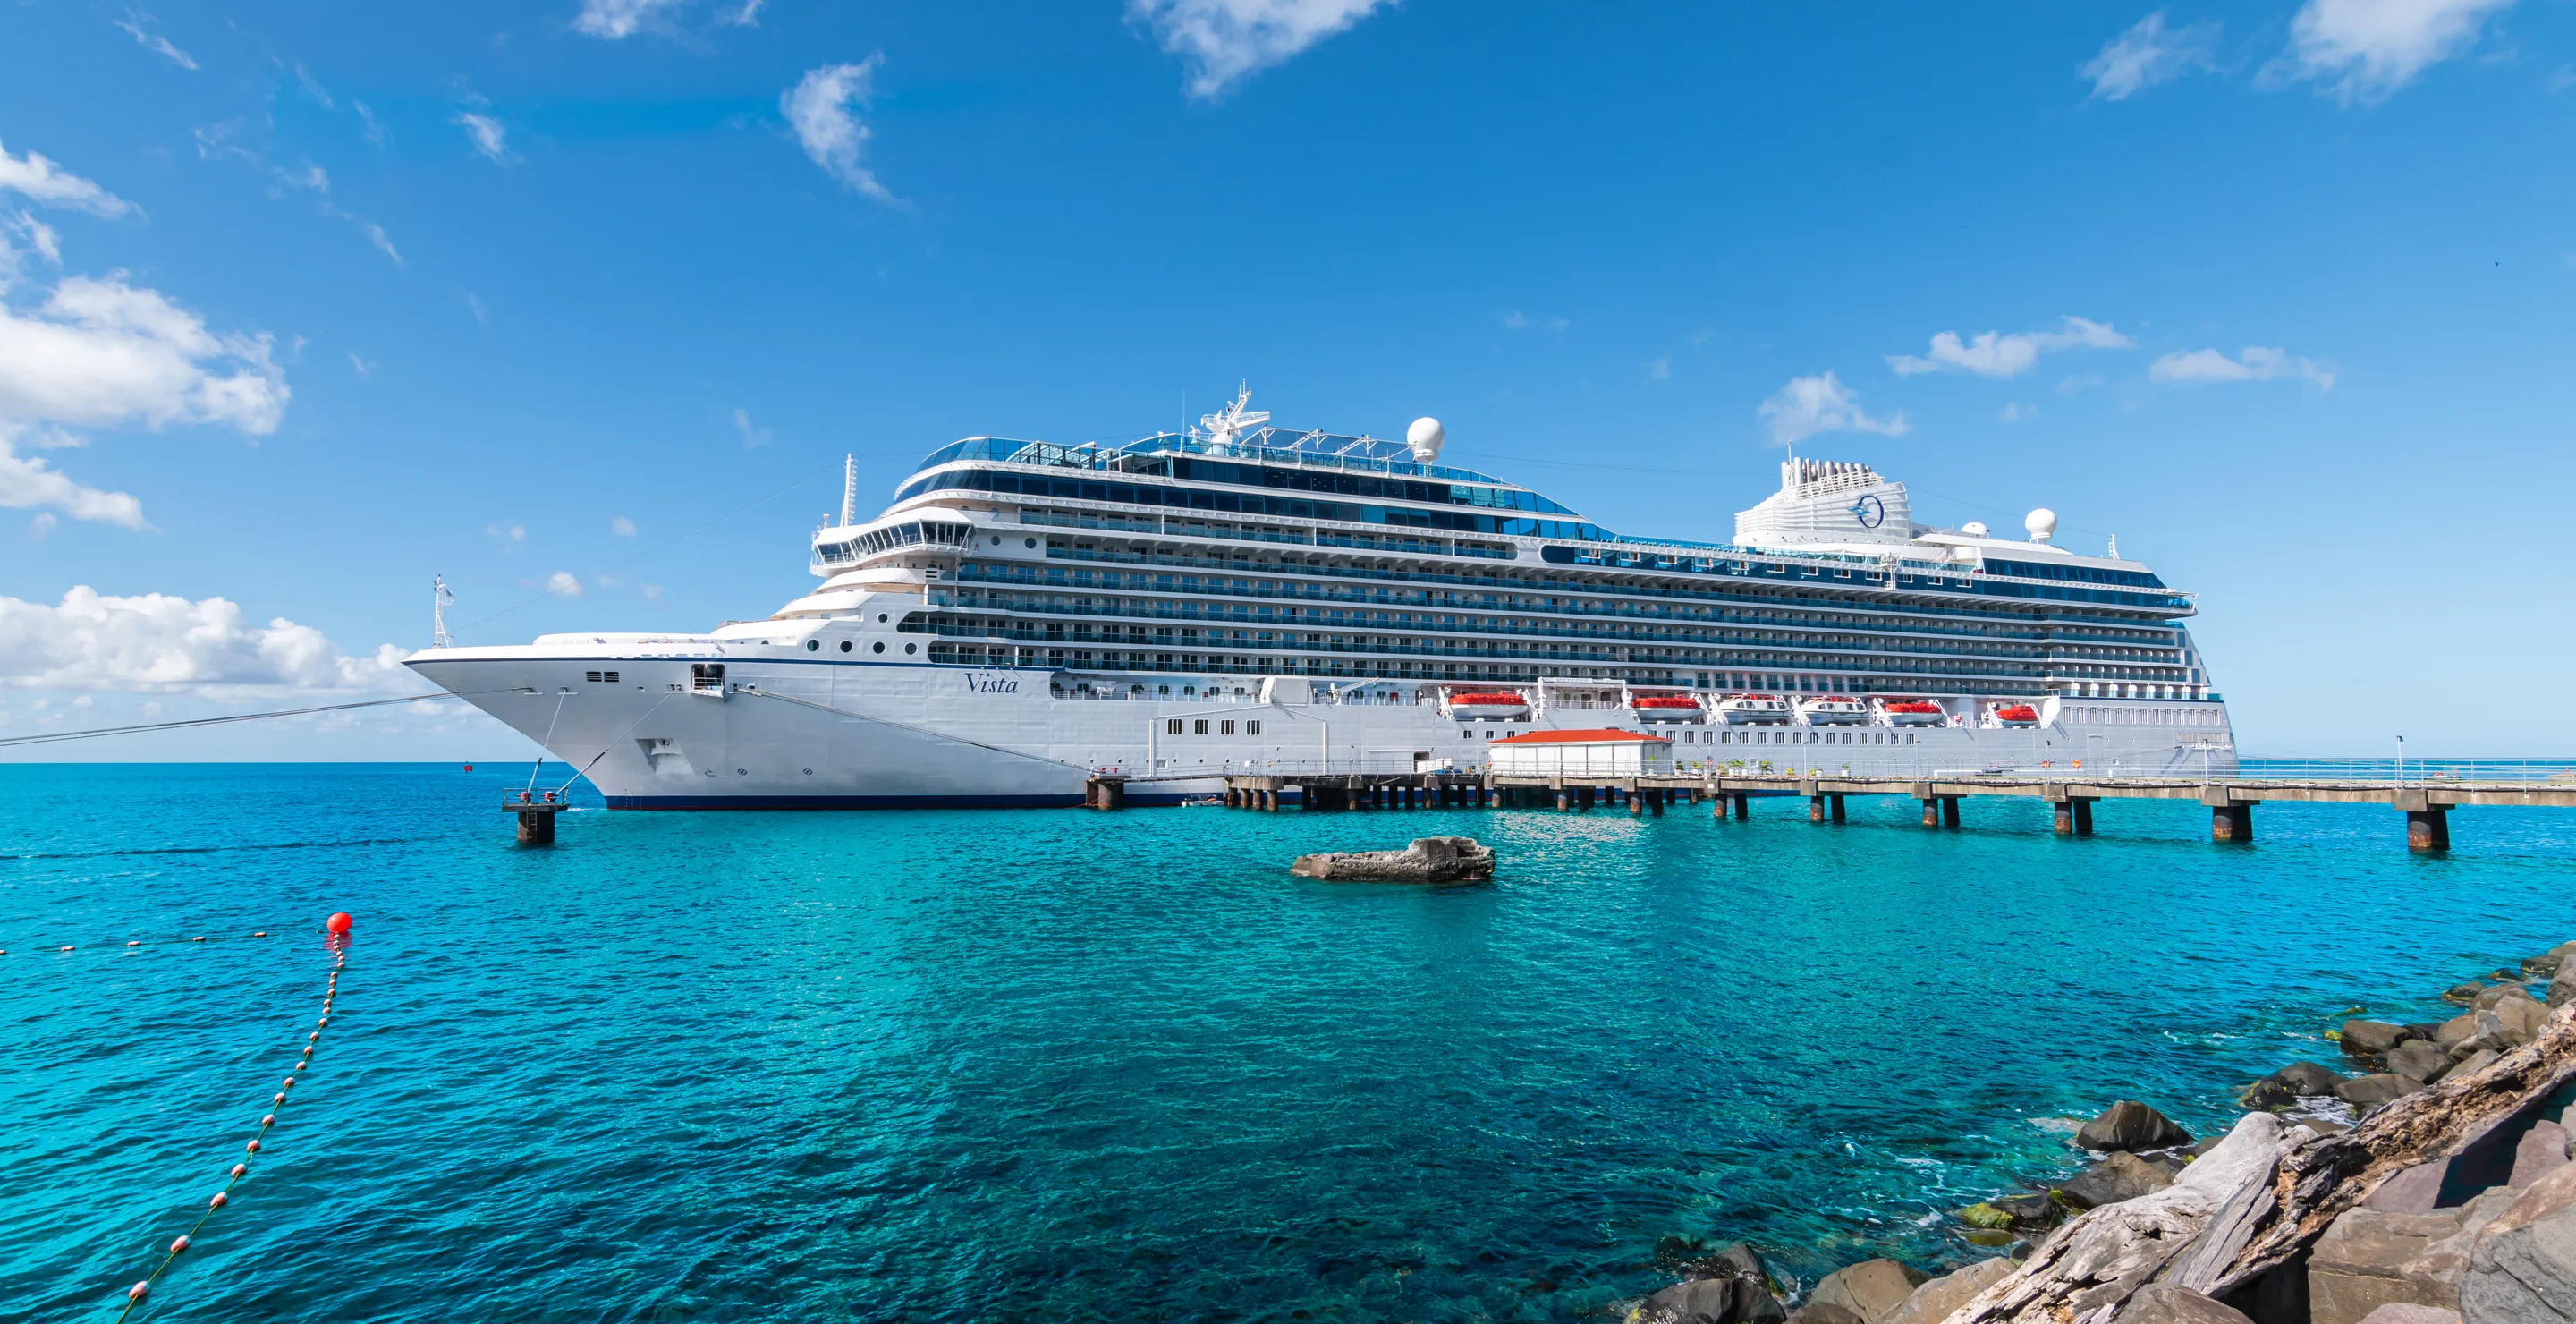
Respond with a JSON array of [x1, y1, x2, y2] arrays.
[[0, 425, 146, 529], [453, 113, 513, 165], [29, 512, 55, 539], [545, 571, 584, 597], [1501, 310, 1528, 329], [2082, 11, 2222, 101], [2001, 402, 2037, 423], [2148, 345, 2335, 389], [1888, 316, 2132, 378], [2282, 0, 2516, 103], [1756, 373, 1910, 448], [732, 407, 774, 447], [1129, 0, 1392, 99], [0, 274, 287, 434], [0, 211, 63, 293], [573, 0, 688, 38], [348, 352, 373, 377], [782, 60, 898, 202], [611, 515, 638, 537], [0, 141, 138, 218], [113, 12, 198, 71], [1644, 355, 1670, 381], [487, 522, 526, 543], [0, 586, 409, 694], [725, 0, 767, 24]]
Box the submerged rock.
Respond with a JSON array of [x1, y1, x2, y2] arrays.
[[1637, 1242, 1785, 1324], [1288, 836, 1493, 884], [2076, 1100, 2194, 1152]]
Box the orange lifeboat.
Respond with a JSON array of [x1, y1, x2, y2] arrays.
[[1631, 695, 1706, 724], [1879, 700, 1947, 727], [1447, 691, 1531, 720], [1991, 703, 2040, 726]]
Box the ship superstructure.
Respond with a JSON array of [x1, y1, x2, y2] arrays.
[[408, 391, 2233, 806]]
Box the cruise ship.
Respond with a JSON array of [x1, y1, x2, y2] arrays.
[[408, 390, 2235, 807]]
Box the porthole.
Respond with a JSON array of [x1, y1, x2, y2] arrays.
[[991, 535, 1002, 546], [872, 641, 886, 654], [802, 768, 814, 775], [1024, 538, 1037, 548], [806, 639, 819, 652], [877, 613, 888, 623], [903, 642, 917, 655], [839, 640, 853, 653]]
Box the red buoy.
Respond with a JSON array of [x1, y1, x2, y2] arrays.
[[128, 1282, 149, 1302], [326, 912, 352, 935], [208, 1192, 227, 1209], [170, 1235, 190, 1253], [245, 1140, 260, 1154], [231, 1163, 247, 1178]]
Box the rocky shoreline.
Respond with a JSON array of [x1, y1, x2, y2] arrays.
[[1630, 942, 2576, 1324]]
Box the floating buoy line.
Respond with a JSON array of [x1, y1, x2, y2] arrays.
[[108, 912, 355, 1320]]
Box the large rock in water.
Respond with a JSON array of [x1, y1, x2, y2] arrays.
[[2077, 1100, 2195, 1152], [1808, 1259, 1929, 1323], [2060, 1151, 2181, 1209], [2461, 1158, 2576, 1322], [2339, 1073, 2426, 1109], [1638, 1243, 1785, 1324], [2275, 1061, 2352, 1095], [2387, 1040, 2454, 1082], [1288, 836, 1494, 883], [2346, 1021, 2412, 1056], [1883, 1256, 2016, 1324]]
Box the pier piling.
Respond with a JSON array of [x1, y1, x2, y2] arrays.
[[2406, 808, 2450, 851]]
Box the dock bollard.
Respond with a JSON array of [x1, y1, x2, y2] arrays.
[[503, 792, 570, 845]]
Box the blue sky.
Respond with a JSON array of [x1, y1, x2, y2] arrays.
[[2, 0, 2570, 760]]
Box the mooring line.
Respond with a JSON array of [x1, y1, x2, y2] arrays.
[[112, 916, 352, 1320]]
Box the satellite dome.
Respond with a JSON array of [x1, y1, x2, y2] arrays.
[[2024, 508, 2057, 543], [1961, 521, 1989, 539], [1406, 417, 1445, 463]]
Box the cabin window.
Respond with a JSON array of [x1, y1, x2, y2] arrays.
[[1247, 720, 1262, 735], [1166, 718, 1182, 734], [1220, 720, 1235, 735]]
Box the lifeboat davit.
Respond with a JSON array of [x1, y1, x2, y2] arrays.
[[1631, 694, 1706, 724], [1446, 691, 1530, 721], [1879, 700, 1948, 727], [1712, 693, 1792, 725], [1796, 694, 1869, 726], [1991, 703, 2041, 726]]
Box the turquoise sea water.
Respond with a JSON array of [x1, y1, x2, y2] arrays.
[[6, 764, 2573, 1322]]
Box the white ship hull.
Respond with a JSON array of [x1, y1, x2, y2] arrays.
[[410, 645, 2239, 809]]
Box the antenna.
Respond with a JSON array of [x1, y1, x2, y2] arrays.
[[432, 575, 455, 649], [838, 454, 857, 527]]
